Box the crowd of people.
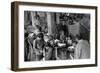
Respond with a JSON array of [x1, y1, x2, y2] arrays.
[[24, 25, 90, 61], [24, 13, 90, 61]]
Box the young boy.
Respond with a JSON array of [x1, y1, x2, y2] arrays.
[[33, 33, 45, 61]]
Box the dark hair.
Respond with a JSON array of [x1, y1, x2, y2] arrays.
[[25, 33, 29, 37], [37, 33, 44, 39], [45, 42, 50, 47], [76, 34, 81, 40], [80, 33, 89, 40], [35, 15, 40, 20], [72, 40, 77, 44], [35, 25, 42, 31], [68, 35, 73, 39]]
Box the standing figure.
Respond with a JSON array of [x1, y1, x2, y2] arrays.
[[33, 33, 45, 61], [74, 34, 90, 59]]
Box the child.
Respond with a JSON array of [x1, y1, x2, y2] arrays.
[[67, 35, 73, 46], [48, 35, 56, 60], [55, 47, 67, 60], [67, 41, 77, 59], [33, 33, 45, 61], [60, 31, 66, 43], [44, 42, 53, 60]]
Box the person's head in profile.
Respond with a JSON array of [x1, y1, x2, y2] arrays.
[[75, 34, 81, 42]]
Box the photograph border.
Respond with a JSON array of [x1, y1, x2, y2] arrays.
[[11, 1, 98, 71]]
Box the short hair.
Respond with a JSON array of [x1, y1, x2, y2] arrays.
[[37, 33, 44, 38], [76, 34, 81, 40]]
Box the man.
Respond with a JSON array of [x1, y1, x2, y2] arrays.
[[74, 34, 90, 59]]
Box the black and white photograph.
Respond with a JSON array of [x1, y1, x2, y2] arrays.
[[11, 2, 97, 71], [24, 11, 90, 61]]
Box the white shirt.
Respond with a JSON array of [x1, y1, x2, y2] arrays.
[[74, 40, 90, 59]]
